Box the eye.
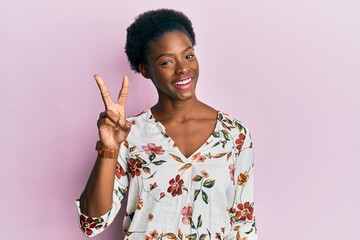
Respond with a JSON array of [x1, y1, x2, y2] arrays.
[[160, 60, 172, 66], [185, 53, 194, 60]]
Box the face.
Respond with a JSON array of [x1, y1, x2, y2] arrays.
[[140, 31, 199, 102]]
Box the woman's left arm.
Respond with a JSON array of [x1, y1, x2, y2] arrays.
[[228, 129, 258, 240]]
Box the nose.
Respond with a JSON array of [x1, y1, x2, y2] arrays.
[[175, 60, 189, 74]]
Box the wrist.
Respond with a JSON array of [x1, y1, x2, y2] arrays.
[[95, 141, 120, 159]]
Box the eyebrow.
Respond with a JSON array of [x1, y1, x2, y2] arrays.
[[155, 46, 194, 61]]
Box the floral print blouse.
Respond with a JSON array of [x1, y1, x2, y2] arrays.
[[76, 109, 257, 239]]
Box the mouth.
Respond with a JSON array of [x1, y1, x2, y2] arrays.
[[172, 77, 193, 90], [173, 77, 192, 86]]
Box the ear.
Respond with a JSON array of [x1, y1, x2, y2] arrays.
[[139, 64, 151, 79]]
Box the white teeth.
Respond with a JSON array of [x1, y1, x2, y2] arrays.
[[174, 78, 192, 85]]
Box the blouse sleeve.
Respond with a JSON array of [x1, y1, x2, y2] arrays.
[[227, 129, 258, 239], [75, 141, 130, 237]]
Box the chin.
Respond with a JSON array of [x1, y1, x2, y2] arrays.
[[176, 92, 196, 101]]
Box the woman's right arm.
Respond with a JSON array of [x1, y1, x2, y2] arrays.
[[76, 75, 132, 236]]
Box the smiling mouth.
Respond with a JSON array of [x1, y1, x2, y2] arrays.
[[173, 78, 192, 86]]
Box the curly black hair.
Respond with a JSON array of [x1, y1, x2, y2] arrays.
[[125, 9, 196, 73]]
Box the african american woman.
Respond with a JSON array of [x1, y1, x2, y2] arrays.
[[76, 9, 257, 240]]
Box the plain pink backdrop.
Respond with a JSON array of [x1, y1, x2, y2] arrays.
[[1, 0, 359, 239]]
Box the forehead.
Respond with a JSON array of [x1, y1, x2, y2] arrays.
[[147, 31, 193, 58]]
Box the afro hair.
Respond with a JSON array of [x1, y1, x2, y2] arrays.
[[125, 9, 196, 73]]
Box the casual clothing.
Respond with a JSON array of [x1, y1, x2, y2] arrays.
[[76, 109, 257, 239]]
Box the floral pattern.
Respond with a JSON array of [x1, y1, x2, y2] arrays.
[[142, 143, 165, 155], [79, 214, 104, 236], [76, 109, 257, 239], [181, 205, 193, 224], [235, 202, 254, 221], [192, 152, 206, 162], [167, 174, 185, 197], [235, 133, 246, 150], [145, 229, 159, 240], [127, 157, 142, 178], [237, 171, 249, 186], [115, 162, 126, 179]]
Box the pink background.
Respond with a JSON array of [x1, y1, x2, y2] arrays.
[[1, 0, 359, 239]]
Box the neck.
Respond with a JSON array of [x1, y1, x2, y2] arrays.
[[151, 95, 204, 122]]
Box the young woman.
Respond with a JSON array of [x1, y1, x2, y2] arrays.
[[77, 9, 257, 240]]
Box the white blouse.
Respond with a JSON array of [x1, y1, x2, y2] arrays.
[[76, 109, 257, 239]]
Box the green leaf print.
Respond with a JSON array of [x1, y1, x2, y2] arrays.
[[221, 130, 230, 141], [218, 113, 223, 121], [197, 215, 202, 228], [194, 189, 201, 201], [202, 191, 209, 204], [136, 155, 147, 164], [189, 217, 196, 229], [149, 152, 156, 161], [212, 141, 220, 148], [235, 121, 247, 135], [118, 187, 125, 197], [186, 233, 197, 240], [203, 179, 215, 188], [152, 160, 166, 165], [142, 166, 151, 174], [212, 131, 220, 138], [199, 234, 207, 240], [222, 122, 232, 131]]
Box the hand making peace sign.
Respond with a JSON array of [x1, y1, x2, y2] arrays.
[[95, 74, 132, 149]]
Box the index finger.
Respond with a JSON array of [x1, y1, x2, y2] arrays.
[[94, 74, 113, 109], [116, 75, 129, 106]]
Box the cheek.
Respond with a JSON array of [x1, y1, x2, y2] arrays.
[[155, 67, 173, 79], [151, 71, 172, 87], [191, 59, 199, 70], [191, 61, 199, 76]]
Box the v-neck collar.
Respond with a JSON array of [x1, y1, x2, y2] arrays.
[[144, 109, 221, 160]]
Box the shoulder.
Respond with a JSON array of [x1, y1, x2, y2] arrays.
[[217, 111, 254, 155], [126, 109, 152, 124], [217, 111, 251, 137], [125, 109, 157, 140]]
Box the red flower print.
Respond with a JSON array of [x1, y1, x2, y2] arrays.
[[79, 215, 98, 236], [235, 202, 254, 221], [167, 174, 184, 197], [148, 213, 154, 221], [115, 162, 126, 179], [142, 143, 165, 155], [235, 133, 246, 150], [181, 205, 193, 224], [145, 230, 159, 240], [229, 163, 235, 181], [127, 158, 142, 178]]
